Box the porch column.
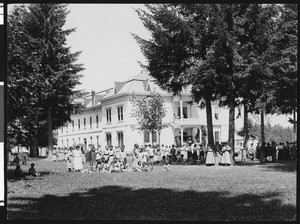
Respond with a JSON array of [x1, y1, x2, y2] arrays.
[[199, 127, 202, 145], [180, 127, 184, 146], [180, 100, 183, 123]]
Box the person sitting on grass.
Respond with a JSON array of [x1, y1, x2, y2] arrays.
[[102, 160, 112, 173], [132, 161, 143, 172], [141, 162, 149, 172], [14, 165, 24, 179], [96, 159, 104, 172], [28, 163, 40, 176], [111, 158, 123, 173], [13, 155, 20, 165], [162, 155, 171, 171]]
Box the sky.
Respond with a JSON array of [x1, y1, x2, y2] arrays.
[[63, 4, 151, 93], [8, 4, 295, 128]]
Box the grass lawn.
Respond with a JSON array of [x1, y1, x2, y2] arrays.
[[7, 158, 297, 221]]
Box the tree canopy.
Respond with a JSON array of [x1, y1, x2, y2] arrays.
[[130, 92, 171, 143], [8, 4, 85, 154]]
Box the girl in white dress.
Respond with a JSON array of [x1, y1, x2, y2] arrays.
[[221, 143, 231, 166], [205, 143, 215, 166], [52, 148, 57, 162], [73, 146, 83, 171], [67, 147, 74, 172]]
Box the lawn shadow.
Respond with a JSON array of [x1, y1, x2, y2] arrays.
[[7, 169, 54, 182], [7, 185, 296, 221], [236, 160, 297, 172]]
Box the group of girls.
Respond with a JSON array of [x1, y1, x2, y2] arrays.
[[52, 147, 68, 161]]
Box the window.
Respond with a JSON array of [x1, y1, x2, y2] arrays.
[[106, 133, 112, 146], [78, 119, 80, 130], [96, 136, 99, 146], [96, 115, 99, 127], [117, 106, 123, 121], [90, 117, 92, 128], [215, 107, 220, 120], [90, 136, 92, 145], [177, 107, 188, 118], [72, 120, 74, 131], [66, 123, 68, 133], [78, 137, 80, 143], [84, 118, 86, 129], [215, 131, 220, 143], [144, 131, 150, 143], [152, 131, 157, 143], [106, 108, 112, 123], [72, 138, 75, 146], [61, 140, 63, 147], [67, 139, 69, 147], [117, 132, 124, 147]]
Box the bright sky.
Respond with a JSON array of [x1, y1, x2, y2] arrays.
[[63, 4, 151, 93], [8, 4, 295, 128]]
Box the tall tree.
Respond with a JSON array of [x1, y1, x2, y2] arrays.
[[130, 92, 171, 145], [8, 4, 85, 157], [267, 4, 297, 137], [134, 4, 228, 148]]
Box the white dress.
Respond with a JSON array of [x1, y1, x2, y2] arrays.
[[73, 149, 83, 170], [221, 146, 231, 165], [205, 148, 215, 165], [67, 150, 73, 169]]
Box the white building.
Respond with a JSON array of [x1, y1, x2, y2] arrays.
[[57, 73, 247, 153]]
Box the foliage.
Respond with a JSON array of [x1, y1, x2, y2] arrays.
[[130, 92, 171, 134], [238, 119, 294, 143], [7, 4, 85, 149]]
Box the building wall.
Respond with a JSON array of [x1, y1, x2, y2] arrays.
[[57, 92, 246, 150]]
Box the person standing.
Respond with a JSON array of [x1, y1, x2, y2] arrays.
[[52, 147, 57, 162], [90, 145, 96, 170], [239, 143, 246, 162], [147, 144, 154, 170], [248, 143, 255, 161], [73, 146, 83, 171], [260, 142, 266, 163], [284, 141, 291, 160], [170, 145, 176, 164], [67, 147, 74, 172], [221, 143, 231, 166], [271, 142, 277, 162], [205, 143, 215, 166]]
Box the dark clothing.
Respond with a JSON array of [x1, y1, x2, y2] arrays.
[[278, 149, 284, 160], [284, 146, 290, 160], [170, 147, 176, 163]]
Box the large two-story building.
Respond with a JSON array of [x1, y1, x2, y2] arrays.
[[57, 72, 253, 152]]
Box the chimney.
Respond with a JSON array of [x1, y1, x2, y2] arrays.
[[91, 90, 95, 106]]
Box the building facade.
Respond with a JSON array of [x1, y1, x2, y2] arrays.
[[57, 73, 247, 152]]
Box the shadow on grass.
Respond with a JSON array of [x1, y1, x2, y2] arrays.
[[236, 160, 297, 172], [7, 185, 295, 221], [7, 169, 54, 182]]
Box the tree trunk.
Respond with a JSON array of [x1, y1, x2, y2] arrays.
[[260, 109, 265, 144], [205, 96, 214, 149], [228, 103, 236, 164], [243, 104, 249, 149], [33, 133, 39, 157], [293, 109, 297, 141], [46, 107, 53, 160]]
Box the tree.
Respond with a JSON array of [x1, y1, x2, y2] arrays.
[[130, 92, 171, 145], [134, 4, 230, 148], [267, 4, 297, 139], [7, 4, 85, 157]]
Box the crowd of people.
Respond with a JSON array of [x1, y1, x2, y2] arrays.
[[254, 141, 297, 163], [59, 141, 239, 173]]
